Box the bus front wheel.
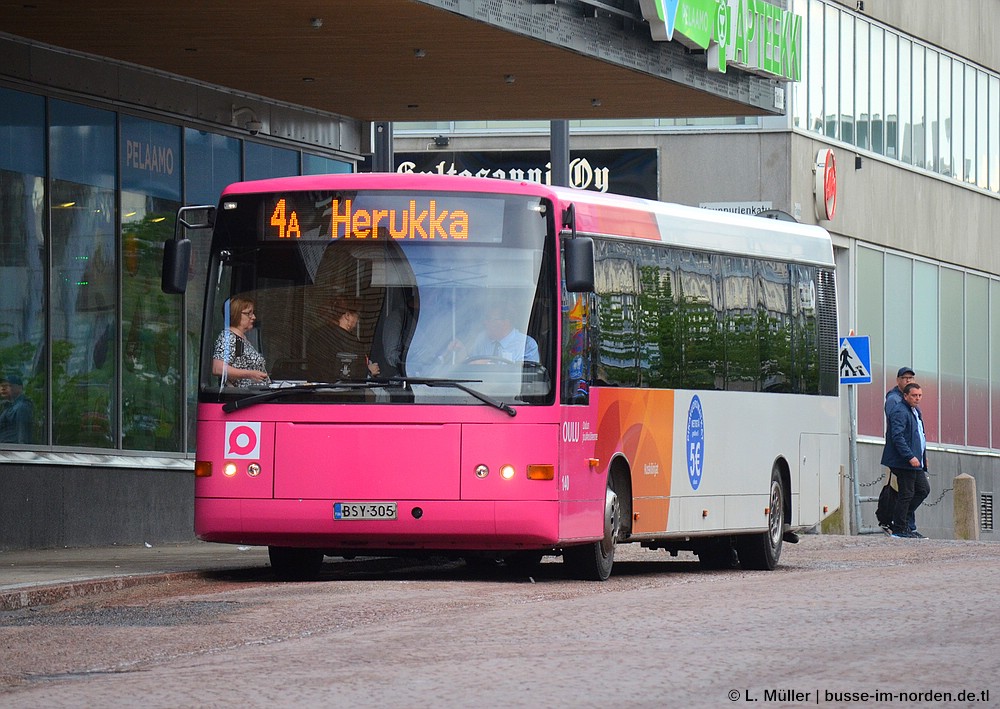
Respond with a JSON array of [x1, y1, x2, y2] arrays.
[[268, 546, 324, 581], [564, 482, 620, 581], [735, 468, 785, 570]]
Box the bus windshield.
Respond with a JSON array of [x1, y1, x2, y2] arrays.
[[200, 189, 556, 407]]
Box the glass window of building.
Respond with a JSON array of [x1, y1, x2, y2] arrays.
[[991, 281, 1000, 447], [839, 13, 855, 144], [966, 274, 989, 447], [883, 254, 912, 380], [939, 268, 965, 445], [854, 18, 869, 150], [976, 70, 989, 189], [884, 32, 898, 159], [185, 129, 240, 205], [911, 43, 925, 169], [0, 87, 46, 445], [924, 48, 937, 173], [856, 246, 884, 436], [964, 64, 977, 184], [303, 153, 352, 175], [991, 75, 1000, 193], [245, 142, 299, 181], [869, 24, 885, 155], [912, 261, 939, 441], [49, 99, 118, 448], [938, 54, 952, 175], [806, 0, 824, 134], [120, 116, 183, 452], [898, 37, 912, 165], [823, 3, 840, 139], [951, 60, 965, 181]]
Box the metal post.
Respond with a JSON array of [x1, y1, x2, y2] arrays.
[[550, 120, 569, 187], [848, 383, 862, 535], [373, 121, 394, 173]]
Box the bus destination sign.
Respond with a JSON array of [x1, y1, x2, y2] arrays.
[[265, 193, 506, 243]]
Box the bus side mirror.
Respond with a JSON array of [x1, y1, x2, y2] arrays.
[[161, 205, 215, 294], [161, 237, 192, 294], [563, 236, 595, 293]]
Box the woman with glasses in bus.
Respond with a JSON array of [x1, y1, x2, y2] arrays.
[[212, 295, 271, 387]]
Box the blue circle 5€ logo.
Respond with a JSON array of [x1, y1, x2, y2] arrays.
[[686, 396, 704, 490]]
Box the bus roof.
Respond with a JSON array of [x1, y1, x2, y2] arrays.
[[545, 185, 835, 268], [220, 173, 834, 268]]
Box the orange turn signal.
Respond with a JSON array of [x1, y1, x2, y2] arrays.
[[527, 464, 554, 480], [194, 460, 212, 478]]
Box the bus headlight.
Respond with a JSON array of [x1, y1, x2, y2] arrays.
[[499, 464, 516, 480], [223, 462, 238, 477], [475, 464, 489, 478]]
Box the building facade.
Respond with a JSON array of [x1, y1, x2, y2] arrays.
[[3, 0, 996, 547], [394, 0, 1000, 539], [0, 35, 361, 548]]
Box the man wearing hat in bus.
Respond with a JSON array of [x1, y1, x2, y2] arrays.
[[0, 374, 34, 444]]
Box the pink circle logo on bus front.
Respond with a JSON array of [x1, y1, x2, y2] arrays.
[[225, 422, 261, 459]]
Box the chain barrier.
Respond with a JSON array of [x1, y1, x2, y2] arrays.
[[851, 470, 953, 506]]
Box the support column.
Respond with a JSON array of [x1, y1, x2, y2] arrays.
[[550, 120, 569, 187]]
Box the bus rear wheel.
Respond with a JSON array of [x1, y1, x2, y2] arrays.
[[564, 481, 620, 581], [268, 546, 324, 581], [735, 468, 784, 570]]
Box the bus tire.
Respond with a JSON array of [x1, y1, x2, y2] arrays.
[[736, 468, 785, 570], [268, 546, 324, 581], [564, 481, 620, 581]]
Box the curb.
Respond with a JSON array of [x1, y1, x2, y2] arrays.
[[0, 571, 205, 612]]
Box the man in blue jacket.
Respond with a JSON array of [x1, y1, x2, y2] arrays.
[[883, 366, 916, 533], [880, 382, 930, 538]]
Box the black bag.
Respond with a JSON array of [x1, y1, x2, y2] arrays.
[[875, 479, 897, 527]]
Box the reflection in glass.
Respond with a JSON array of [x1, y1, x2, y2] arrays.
[[823, 3, 840, 139], [939, 55, 952, 175], [0, 88, 46, 445], [50, 100, 117, 448], [869, 26, 884, 155]]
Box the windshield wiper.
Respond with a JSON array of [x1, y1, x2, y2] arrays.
[[385, 377, 517, 417], [220, 377, 517, 417], [220, 381, 401, 413]]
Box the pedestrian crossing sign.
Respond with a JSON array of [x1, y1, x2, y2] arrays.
[[839, 336, 872, 384]]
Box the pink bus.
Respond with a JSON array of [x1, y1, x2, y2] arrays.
[[162, 172, 840, 580]]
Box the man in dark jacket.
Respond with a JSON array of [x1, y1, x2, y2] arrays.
[[880, 383, 930, 538], [883, 366, 916, 533]]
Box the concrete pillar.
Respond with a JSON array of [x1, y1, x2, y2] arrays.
[[953, 473, 979, 541]]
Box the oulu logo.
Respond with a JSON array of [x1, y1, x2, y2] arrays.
[[226, 421, 261, 459]]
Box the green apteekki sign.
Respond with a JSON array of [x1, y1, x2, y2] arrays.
[[638, 0, 801, 81]]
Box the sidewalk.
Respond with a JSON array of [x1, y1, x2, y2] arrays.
[[0, 542, 271, 611]]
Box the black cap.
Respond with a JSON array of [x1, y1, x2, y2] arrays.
[[897, 366, 915, 377]]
